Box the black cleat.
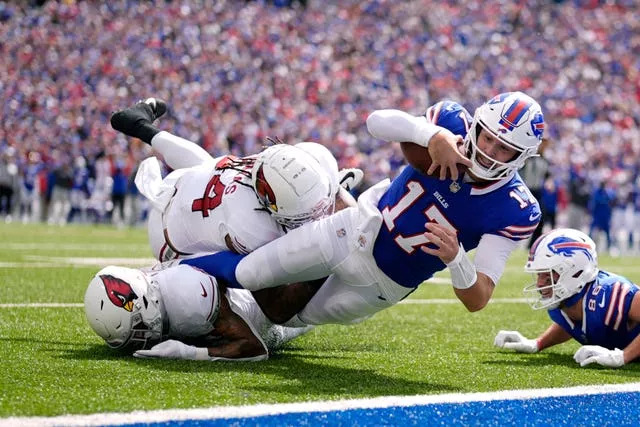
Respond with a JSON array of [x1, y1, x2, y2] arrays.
[[110, 98, 167, 144], [143, 98, 167, 121]]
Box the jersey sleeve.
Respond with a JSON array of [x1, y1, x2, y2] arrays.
[[490, 182, 541, 242], [600, 278, 638, 332], [473, 233, 519, 286]]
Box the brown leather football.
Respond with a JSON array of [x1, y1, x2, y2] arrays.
[[400, 141, 468, 179]]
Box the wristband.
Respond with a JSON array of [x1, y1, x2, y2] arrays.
[[446, 244, 477, 290]]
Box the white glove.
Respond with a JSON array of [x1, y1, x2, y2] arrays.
[[494, 330, 539, 354], [338, 168, 364, 191], [134, 340, 209, 361], [134, 339, 270, 362], [573, 346, 625, 368]]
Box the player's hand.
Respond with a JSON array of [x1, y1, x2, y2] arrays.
[[494, 330, 539, 354], [134, 339, 206, 360], [427, 128, 472, 181], [338, 168, 364, 192], [421, 222, 460, 264], [573, 346, 625, 368]]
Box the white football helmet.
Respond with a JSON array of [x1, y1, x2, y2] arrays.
[[295, 142, 340, 197], [84, 266, 164, 350], [252, 144, 334, 229], [465, 91, 545, 180], [523, 228, 598, 310]]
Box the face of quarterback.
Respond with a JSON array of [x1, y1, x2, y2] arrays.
[[475, 129, 518, 167]]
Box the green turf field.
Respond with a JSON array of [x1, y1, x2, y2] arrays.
[[1, 222, 639, 418]]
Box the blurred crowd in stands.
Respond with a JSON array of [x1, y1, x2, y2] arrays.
[[0, 0, 639, 253]]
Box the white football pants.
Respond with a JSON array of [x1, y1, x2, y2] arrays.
[[236, 181, 414, 325]]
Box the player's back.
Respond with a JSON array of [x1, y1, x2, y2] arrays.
[[552, 271, 640, 348], [163, 159, 284, 256]]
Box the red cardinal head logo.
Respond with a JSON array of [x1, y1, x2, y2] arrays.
[[100, 274, 138, 312], [255, 165, 278, 212]]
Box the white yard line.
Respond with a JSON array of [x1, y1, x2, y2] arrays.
[[0, 298, 527, 308], [2, 382, 639, 427]]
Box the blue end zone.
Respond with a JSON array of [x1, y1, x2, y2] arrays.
[[128, 391, 640, 427]]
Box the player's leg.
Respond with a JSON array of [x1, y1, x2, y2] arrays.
[[149, 131, 216, 170], [111, 98, 214, 169], [235, 208, 358, 291], [296, 273, 395, 325]]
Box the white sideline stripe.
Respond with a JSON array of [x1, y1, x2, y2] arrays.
[[400, 297, 528, 304], [0, 257, 156, 268], [0, 303, 84, 308], [4, 243, 149, 251], [3, 382, 639, 427], [0, 299, 528, 309]]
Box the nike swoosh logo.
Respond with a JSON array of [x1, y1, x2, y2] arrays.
[[200, 282, 208, 298], [598, 294, 606, 308], [340, 171, 356, 184], [529, 212, 541, 222]]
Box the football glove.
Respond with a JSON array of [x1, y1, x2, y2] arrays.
[[338, 168, 364, 192], [573, 346, 625, 368], [133, 339, 269, 362], [494, 330, 539, 354], [134, 339, 208, 360]]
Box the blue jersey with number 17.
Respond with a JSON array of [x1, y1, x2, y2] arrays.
[[372, 100, 541, 288]]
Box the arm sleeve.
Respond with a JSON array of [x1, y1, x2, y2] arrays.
[[366, 109, 441, 147], [473, 233, 520, 286]]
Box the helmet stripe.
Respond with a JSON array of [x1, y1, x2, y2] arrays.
[[499, 99, 532, 130]]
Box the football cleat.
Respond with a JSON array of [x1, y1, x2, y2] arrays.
[[110, 98, 167, 143]]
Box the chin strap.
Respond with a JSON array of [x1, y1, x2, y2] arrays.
[[446, 244, 477, 290]]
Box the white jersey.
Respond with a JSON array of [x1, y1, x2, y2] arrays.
[[138, 156, 285, 261], [151, 264, 311, 353]]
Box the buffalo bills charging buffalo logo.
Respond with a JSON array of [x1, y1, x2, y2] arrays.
[[101, 274, 138, 312], [547, 237, 594, 261], [530, 112, 545, 141]]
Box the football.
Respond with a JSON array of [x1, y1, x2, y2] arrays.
[[400, 141, 469, 179]]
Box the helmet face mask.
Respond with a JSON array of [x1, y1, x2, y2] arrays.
[[251, 144, 334, 230], [84, 266, 164, 351], [523, 229, 598, 310], [464, 91, 545, 181]]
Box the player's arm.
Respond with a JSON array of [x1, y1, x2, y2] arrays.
[[423, 224, 519, 311], [366, 109, 471, 180], [494, 322, 571, 353], [621, 293, 640, 363], [134, 292, 269, 361], [535, 322, 573, 350]]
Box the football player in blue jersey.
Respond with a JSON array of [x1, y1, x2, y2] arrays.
[[180, 92, 545, 330], [494, 228, 640, 368]]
